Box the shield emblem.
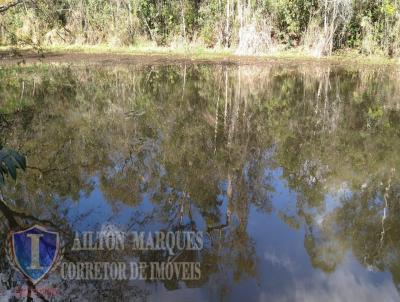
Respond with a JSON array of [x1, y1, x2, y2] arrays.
[[11, 225, 60, 284]]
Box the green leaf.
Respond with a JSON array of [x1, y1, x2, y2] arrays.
[[0, 146, 26, 186], [3, 156, 17, 180], [10, 150, 26, 170]]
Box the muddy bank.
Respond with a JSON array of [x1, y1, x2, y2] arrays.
[[0, 49, 397, 69]]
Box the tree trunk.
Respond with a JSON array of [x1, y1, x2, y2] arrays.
[[225, 0, 230, 47]]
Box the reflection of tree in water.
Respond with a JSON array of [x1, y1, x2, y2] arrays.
[[0, 63, 400, 299], [301, 171, 400, 292]]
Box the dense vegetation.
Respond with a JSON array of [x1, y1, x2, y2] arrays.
[[1, 0, 400, 57]]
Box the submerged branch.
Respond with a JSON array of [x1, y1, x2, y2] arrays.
[[0, 191, 58, 229]]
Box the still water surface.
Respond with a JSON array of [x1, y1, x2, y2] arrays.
[[0, 61, 400, 301]]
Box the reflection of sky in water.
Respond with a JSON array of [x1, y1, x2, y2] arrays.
[[147, 262, 399, 301], [55, 165, 400, 301], [1, 62, 399, 302], [145, 206, 399, 302], [58, 177, 139, 232], [58, 177, 206, 232]]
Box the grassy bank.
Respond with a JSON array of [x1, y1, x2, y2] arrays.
[[1, 44, 400, 66]]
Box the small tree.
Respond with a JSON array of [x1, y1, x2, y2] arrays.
[[304, 0, 353, 57]]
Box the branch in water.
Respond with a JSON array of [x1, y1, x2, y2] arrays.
[[0, 191, 58, 229]]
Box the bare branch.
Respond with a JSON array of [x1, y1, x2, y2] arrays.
[[0, 0, 23, 13]]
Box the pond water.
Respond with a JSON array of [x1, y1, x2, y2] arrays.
[[0, 60, 400, 301]]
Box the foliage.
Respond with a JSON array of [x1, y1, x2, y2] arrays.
[[0, 144, 26, 186], [0, 0, 400, 56]]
